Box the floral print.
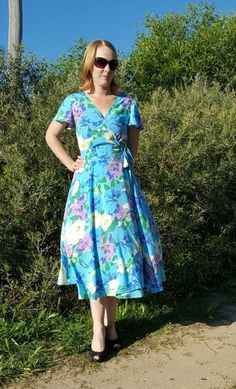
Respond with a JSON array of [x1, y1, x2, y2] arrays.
[[53, 91, 166, 300]]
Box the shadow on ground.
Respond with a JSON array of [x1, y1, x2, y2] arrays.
[[115, 285, 236, 352]]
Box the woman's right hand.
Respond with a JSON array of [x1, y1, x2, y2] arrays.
[[70, 155, 83, 172]]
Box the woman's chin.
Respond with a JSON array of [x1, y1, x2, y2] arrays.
[[99, 78, 111, 87]]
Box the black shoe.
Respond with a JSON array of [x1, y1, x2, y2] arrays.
[[105, 326, 121, 350], [105, 338, 121, 350], [90, 347, 106, 363]]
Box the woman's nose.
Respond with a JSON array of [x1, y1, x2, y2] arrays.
[[104, 64, 110, 71]]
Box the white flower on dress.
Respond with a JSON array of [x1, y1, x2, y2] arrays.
[[72, 180, 80, 196], [57, 267, 70, 285], [88, 280, 96, 294], [108, 279, 120, 294], [104, 131, 115, 141], [65, 220, 85, 245], [117, 260, 125, 274], [88, 271, 96, 294], [77, 135, 92, 151], [94, 212, 112, 231], [94, 186, 100, 196]]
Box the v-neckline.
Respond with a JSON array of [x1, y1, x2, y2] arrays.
[[83, 91, 119, 118]]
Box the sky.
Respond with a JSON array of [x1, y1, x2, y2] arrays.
[[1, 0, 236, 63]]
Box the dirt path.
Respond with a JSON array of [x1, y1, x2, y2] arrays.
[[4, 294, 236, 389]]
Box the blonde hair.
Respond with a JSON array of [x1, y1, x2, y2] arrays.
[[80, 40, 119, 94]]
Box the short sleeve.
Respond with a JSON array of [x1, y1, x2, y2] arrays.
[[128, 98, 144, 130], [53, 95, 75, 129]]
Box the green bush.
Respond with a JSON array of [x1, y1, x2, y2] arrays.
[[126, 3, 236, 99], [1, 49, 236, 308], [136, 79, 236, 294]]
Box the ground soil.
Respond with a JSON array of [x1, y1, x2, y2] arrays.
[[3, 292, 236, 389]]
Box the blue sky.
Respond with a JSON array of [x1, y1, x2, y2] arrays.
[[1, 0, 236, 63]]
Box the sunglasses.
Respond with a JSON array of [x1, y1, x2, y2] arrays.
[[94, 57, 118, 71]]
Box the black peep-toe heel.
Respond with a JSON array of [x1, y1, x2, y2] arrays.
[[90, 347, 106, 363], [105, 326, 121, 350]]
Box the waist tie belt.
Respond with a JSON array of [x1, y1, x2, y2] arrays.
[[113, 136, 134, 168], [82, 137, 136, 197], [88, 136, 134, 170]]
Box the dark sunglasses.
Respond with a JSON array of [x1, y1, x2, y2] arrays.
[[94, 57, 118, 71]]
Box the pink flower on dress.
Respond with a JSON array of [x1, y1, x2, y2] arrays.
[[149, 255, 161, 272], [107, 160, 122, 178], [117, 205, 127, 218], [65, 243, 72, 257], [121, 96, 132, 109], [78, 234, 92, 252], [71, 195, 87, 219], [74, 235, 92, 255], [100, 236, 115, 262], [73, 103, 86, 122]]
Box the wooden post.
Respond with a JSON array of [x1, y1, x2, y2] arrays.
[[8, 0, 23, 58]]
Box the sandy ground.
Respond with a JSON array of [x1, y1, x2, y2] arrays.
[[3, 293, 236, 389]]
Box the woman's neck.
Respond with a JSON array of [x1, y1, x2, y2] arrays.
[[88, 86, 111, 97]]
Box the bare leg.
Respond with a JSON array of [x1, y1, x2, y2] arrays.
[[90, 298, 106, 356], [104, 296, 118, 340]]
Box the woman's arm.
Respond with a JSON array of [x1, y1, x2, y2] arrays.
[[127, 126, 140, 158], [45, 121, 82, 172]]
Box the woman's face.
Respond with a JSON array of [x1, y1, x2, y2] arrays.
[[90, 45, 117, 90]]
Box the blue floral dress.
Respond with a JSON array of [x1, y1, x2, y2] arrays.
[[53, 91, 166, 300]]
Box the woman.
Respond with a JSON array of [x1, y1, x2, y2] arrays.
[[45, 39, 165, 362]]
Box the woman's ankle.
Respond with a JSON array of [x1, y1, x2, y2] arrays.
[[93, 323, 105, 332], [105, 321, 115, 328], [105, 323, 118, 339]]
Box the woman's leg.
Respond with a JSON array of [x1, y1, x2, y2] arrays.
[[104, 296, 118, 340], [90, 298, 106, 355]]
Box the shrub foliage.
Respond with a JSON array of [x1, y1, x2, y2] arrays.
[[125, 2, 236, 99], [1, 2, 236, 383], [136, 79, 236, 293]]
